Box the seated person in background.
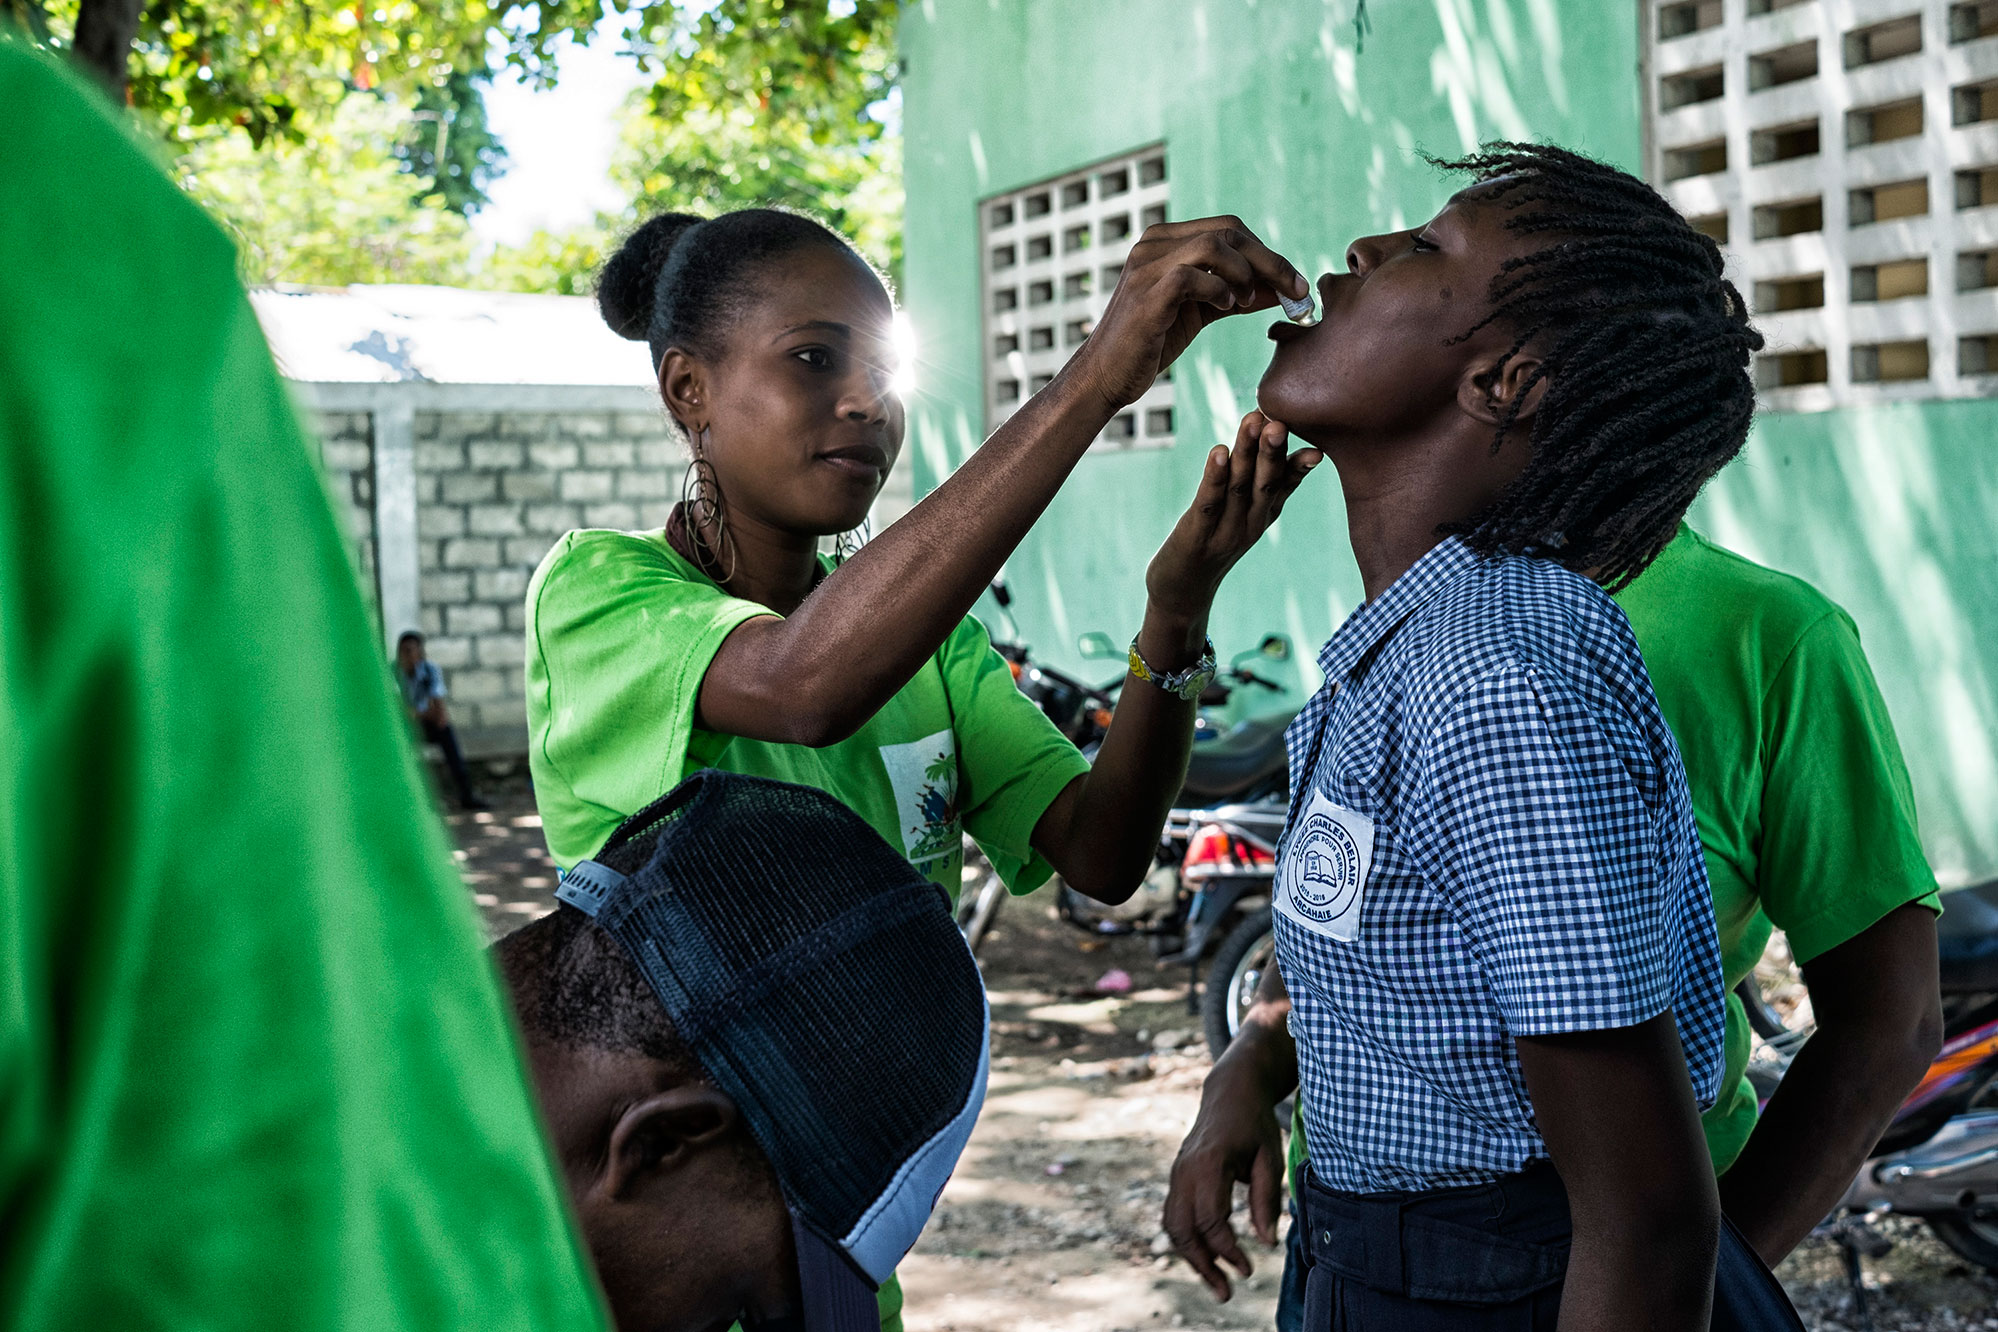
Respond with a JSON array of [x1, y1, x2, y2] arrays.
[[495, 769, 989, 1332], [394, 629, 487, 809]]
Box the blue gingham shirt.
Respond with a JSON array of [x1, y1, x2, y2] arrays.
[[1276, 538, 1725, 1193]]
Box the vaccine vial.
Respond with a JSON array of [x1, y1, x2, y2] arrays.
[[1278, 289, 1318, 326]]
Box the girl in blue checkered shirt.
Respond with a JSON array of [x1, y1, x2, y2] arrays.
[[1163, 144, 1802, 1332]]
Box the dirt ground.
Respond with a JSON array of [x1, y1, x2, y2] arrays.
[[446, 772, 1998, 1332]]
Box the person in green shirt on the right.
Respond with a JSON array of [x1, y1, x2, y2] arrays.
[[1165, 522, 1944, 1315]]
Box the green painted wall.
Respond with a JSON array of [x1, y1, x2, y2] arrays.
[[1693, 405, 1998, 888], [900, 0, 1998, 884]]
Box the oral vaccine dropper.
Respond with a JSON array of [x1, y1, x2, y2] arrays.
[[1278, 288, 1318, 327]]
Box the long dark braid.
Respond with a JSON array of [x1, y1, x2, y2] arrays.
[[1432, 143, 1763, 591]]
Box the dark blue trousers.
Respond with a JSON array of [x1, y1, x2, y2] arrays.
[[1283, 1162, 1804, 1331]]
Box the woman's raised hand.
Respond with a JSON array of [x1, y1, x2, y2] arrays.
[[1146, 413, 1322, 620], [1066, 217, 1312, 416]]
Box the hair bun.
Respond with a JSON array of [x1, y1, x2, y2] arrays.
[[597, 212, 705, 341]]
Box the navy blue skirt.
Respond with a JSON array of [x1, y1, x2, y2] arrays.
[[1294, 1161, 1804, 1331]]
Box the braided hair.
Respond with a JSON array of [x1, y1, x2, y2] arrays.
[[1433, 143, 1763, 591]]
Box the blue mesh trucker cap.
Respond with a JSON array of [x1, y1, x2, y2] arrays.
[[555, 769, 990, 1332]]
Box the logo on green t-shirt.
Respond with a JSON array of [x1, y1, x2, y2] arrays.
[[881, 729, 962, 864]]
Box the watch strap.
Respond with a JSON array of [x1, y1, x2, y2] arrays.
[[1128, 636, 1218, 702]]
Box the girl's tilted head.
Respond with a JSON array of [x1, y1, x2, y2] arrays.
[[1261, 142, 1763, 590]]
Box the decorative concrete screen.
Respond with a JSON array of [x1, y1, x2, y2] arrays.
[[1648, 0, 1998, 408], [981, 146, 1175, 449]]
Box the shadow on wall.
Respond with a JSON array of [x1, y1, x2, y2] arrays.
[[1694, 400, 1998, 888]]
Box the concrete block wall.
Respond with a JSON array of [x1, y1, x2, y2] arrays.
[[405, 408, 686, 751], [316, 412, 379, 621]]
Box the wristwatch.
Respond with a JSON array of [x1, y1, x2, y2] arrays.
[[1128, 636, 1218, 701]]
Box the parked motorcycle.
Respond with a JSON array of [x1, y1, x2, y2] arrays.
[[1737, 876, 1998, 1324], [954, 580, 1124, 950], [1048, 635, 1299, 1029], [951, 576, 1303, 989]]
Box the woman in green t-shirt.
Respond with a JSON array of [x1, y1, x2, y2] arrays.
[[527, 207, 1320, 904]]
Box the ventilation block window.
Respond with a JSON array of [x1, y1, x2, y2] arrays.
[[1750, 41, 1819, 91], [1753, 120, 1822, 164], [1652, 1, 1993, 408], [1755, 274, 1826, 311], [1665, 139, 1729, 180], [1758, 349, 1830, 388], [1851, 179, 1931, 224], [1951, 2, 1998, 41], [1846, 16, 1924, 67], [1960, 333, 1998, 373], [1753, 197, 1825, 238], [981, 145, 1173, 449], [1661, 0, 1723, 36], [1663, 65, 1726, 109], [1849, 98, 1925, 146], [1852, 339, 1931, 382], [1850, 259, 1929, 301]]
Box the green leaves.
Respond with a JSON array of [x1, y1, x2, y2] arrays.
[[18, 0, 905, 295], [616, 0, 901, 280], [180, 93, 477, 285], [397, 70, 507, 213]]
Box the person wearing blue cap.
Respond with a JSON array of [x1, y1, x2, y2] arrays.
[[496, 770, 989, 1332]]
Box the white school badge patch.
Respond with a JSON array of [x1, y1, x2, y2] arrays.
[[1275, 787, 1375, 942], [879, 729, 962, 864]]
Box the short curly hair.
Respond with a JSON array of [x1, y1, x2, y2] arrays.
[[494, 904, 702, 1078]]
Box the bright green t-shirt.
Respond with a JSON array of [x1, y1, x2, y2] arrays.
[[1613, 523, 1939, 1171], [0, 41, 607, 1332], [526, 529, 1090, 899], [525, 528, 1091, 1331], [1286, 523, 1938, 1187]]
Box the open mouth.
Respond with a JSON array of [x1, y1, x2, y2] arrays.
[[1268, 273, 1343, 343]]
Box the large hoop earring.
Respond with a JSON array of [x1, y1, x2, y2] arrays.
[[835, 514, 873, 564], [680, 428, 738, 585]]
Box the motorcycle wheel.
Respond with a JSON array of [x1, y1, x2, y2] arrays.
[[1202, 908, 1275, 1060], [1926, 1213, 1998, 1272], [954, 845, 1006, 956], [1921, 1072, 1998, 1272]]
